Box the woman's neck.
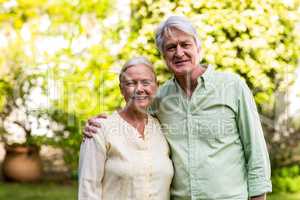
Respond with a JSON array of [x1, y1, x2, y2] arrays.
[[119, 106, 148, 122], [119, 106, 148, 138]]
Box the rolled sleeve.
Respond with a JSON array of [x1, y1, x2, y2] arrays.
[[236, 78, 272, 197], [78, 129, 107, 200], [248, 178, 272, 197]]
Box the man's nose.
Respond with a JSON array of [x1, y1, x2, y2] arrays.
[[175, 45, 184, 57]]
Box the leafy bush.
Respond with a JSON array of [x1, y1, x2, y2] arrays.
[[272, 165, 300, 193]]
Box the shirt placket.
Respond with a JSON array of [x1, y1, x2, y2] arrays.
[[189, 79, 206, 200], [142, 125, 153, 200], [187, 100, 198, 200]]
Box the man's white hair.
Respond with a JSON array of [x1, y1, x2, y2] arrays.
[[155, 16, 201, 54]]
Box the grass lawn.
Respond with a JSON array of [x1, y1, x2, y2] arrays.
[[269, 192, 300, 200], [0, 181, 300, 200], [0, 181, 77, 200]]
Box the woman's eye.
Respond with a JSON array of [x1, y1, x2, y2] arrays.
[[126, 82, 135, 86], [142, 80, 152, 86]]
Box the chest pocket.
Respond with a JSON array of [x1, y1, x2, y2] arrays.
[[157, 95, 188, 136], [192, 104, 238, 140]]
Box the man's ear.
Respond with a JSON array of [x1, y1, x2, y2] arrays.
[[197, 46, 201, 53], [197, 46, 202, 63]]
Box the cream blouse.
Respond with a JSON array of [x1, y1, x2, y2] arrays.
[[78, 111, 174, 200]]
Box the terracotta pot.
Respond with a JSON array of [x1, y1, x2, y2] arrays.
[[2, 145, 43, 182]]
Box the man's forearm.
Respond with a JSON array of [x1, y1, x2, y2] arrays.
[[250, 193, 266, 200]]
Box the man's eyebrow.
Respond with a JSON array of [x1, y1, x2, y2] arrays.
[[165, 39, 193, 47], [181, 40, 193, 43], [164, 42, 176, 47], [122, 79, 134, 82]]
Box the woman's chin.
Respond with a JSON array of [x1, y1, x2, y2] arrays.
[[125, 100, 151, 113], [132, 103, 149, 112]]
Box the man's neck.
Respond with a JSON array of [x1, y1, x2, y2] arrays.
[[175, 65, 206, 97]]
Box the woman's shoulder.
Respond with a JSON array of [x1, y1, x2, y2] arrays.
[[148, 114, 162, 128], [97, 111, 120, 125], [93, 111, 121, 135]]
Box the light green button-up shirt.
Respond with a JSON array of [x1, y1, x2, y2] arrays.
[[150, 65, 272, 200]]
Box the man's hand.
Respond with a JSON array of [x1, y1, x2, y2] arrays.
[[250, 193, 266, 200], [83, 114, 107, 138]]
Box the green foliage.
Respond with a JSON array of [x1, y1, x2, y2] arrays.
[[1, 0, 119, 171], [272, 165, 300, 193], [269, 192, 300, 200], [0, 63, 47, 145], [0, 80, 12, 112], [44, 109, 82, 172]]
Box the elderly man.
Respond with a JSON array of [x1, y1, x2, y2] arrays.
[[84, 16, 272, 200]]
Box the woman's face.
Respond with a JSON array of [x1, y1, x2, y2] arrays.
[[120, 64, 157, 112]]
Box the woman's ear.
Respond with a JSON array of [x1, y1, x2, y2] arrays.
[[119, 84, 124, 95]]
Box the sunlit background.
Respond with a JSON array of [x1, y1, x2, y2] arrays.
[[0, 0, 300, 199]]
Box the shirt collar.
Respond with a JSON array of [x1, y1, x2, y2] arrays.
[[171, 64, 215, 91], [198, 64, 214, 89]]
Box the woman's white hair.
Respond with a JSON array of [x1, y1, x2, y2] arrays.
[[155, 16, 201, 54], [119, 56, 156, 83]]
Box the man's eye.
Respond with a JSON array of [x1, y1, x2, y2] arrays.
[[182, 43, 191, 48], [167, 46, 176, 51]]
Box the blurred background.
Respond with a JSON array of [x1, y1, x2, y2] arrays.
[[0, 0, 299, 199]]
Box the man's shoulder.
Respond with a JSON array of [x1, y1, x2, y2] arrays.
[[213, 69, 242, 83], [209, 69, 247, 89], [206, 68, 248, 94], [156, 79, 176, 97], [211, 69, 251, 98]]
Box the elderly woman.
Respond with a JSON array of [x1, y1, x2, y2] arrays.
[[78, 56, 174, 200]]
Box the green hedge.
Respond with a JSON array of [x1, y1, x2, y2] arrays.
[[272, 165, 300, 193]]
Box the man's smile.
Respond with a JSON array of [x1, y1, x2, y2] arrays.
[[174, 59, 190, 66]]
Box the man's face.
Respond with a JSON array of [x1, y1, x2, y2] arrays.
[[120, 64, 157, 111], [162, 28, 200, 76]]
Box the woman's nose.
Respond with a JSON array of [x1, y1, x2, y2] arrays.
[[135, 82, 144, 92]]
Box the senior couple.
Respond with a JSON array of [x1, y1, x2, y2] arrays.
[[79, 16, 272, 200]]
